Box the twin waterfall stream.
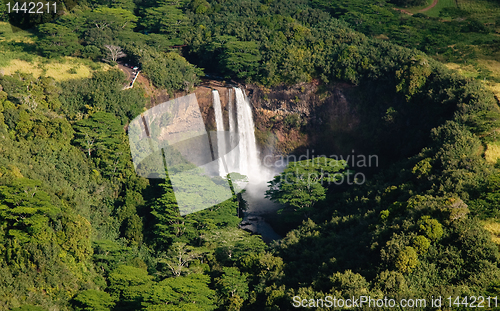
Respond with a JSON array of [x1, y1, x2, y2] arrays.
[[212, 87, 282, 243]]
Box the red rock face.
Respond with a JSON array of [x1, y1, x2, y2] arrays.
[[193, 81, 234, 133], [148, 79, 365, 159], [145, 80, 238, 134], [244, 82, 363, 157]]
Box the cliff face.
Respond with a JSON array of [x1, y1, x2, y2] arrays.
[[193, 81, 232, 133], [246, 81, 365, 158], [190, 80, 367, 160], [158, 78, 436, 172]]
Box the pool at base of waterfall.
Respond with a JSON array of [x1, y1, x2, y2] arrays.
[[239, 181, 282, 244]]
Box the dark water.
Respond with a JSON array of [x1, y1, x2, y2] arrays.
[[239, 181, 282, 243]]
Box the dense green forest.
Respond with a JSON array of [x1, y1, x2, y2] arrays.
[[2, 0, 500, 310]]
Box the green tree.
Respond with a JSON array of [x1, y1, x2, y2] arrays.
[[266, 157, 348, 216], [395, 246, 419, 273], [375, 270, 408, 297], [395, 55, 432, 101], [82, 7, 137, 48], [0, 2, 8, 22], [391, 0, 427, 7], [216, 267, 249, 310], [123, 214, 144, 243], [109, 0, 135, 11], [92, 7, 138, 31], [73, 290, 116, 311], [418, 216, 443, 241], [0, 178, 59, 243], [328, 270, 370, 297], [11, 306, 47, 311], [72, 111, 127, 177], [108, 265, 153, 311], [203, 227, 266, 265], [191, 0, 210, 14], [150, 180, 187, 246], [158, 242, 202, 277], [37, 24, 80, 58], [59, 69, 144, 119], [221, 40, 262, 78], [92, 240, 143, 274], [412, 235, 430, 255], [139, 49, 203, 93], [141, 273, 216, 311], [139, 2, 188, 38]]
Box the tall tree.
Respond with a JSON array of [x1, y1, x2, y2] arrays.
[[141, 273, 216, 311], [108, 265, 153, 311], [158, 242, 202, 277], [72, 290, 116, 311], [150, 180, 187, 246], [216, 267, 249, 310], [104, 45, 126, 62], [221, 40, 261, 78], [37, 24, 80, 58], [0, 178, 59, 243], [266, 157, 349, 216], [139, 1, 188, 38], [72, 112, 123, 161]]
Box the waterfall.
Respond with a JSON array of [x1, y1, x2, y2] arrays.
[[212, 87, 281, 241], [212, 90, 227, 176], [233, 87, 262, 182], [227, 88, 237, 173], [228, 89, 236, 149], [211, 87, 267, 182]]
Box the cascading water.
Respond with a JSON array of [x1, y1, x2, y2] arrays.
[[227, 88, 237, 173], [233, 87, 263, 182], [212, 87, 273, 181], [212, 86, 281, 243], [212, 90, 227, 176]]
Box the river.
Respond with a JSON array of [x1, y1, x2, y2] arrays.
[[239, 179, 283, 244]]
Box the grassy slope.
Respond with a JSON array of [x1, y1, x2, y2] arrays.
[[0, 22, 109, 81], [446, 59, 500, 190], [400, 0, 500, 108], [445, 60, 500, 99], [397, 0, 456, 16], [403, 0, 434, 12], [429, 0, 500, 234], [398, 0, 500, 18], [422, 0, 456, 17], [457, 0, 500, 22]]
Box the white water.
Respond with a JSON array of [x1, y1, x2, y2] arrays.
[[227, 88, 237, 173], [211, 87, 273, 181], [212, 87, 281, 242], [212, 90, 227, 176], [233, 87, 265, 182]]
